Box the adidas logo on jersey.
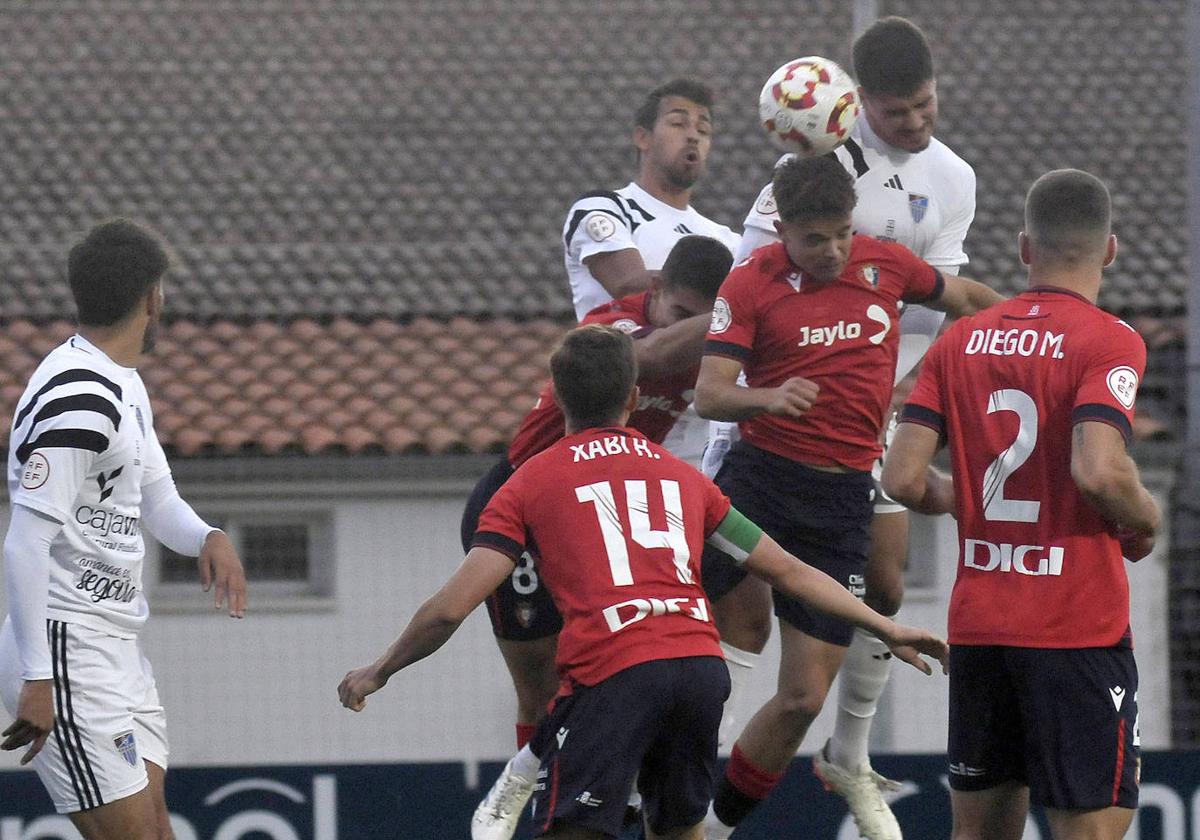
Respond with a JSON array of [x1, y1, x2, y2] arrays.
[[884, 174, 904, 190]]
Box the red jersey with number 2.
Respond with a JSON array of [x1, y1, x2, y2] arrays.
[[705, 238, 942, 471], [903, 287, 1147, 648], [475, 427, 729, 691]]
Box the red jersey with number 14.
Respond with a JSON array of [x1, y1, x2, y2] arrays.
[[507, 292, 697, 467], [903, 287, 1147, 648], [705, 238, 943, 471], [476, 427, 728, 690]]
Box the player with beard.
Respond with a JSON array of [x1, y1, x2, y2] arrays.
[[0, 219, 247, 840]]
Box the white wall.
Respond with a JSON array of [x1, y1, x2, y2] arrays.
[[0, 467, 1174, 775]]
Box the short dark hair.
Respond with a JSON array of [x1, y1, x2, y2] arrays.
[[853, 17, 934, 97], [550, 325, 638, 431], [68, 219, 171, 326], [660, 235, 733, 300], [1024, 169, 1112, 263], [772, 156, 857, 224], [634, 78, 714, 131]]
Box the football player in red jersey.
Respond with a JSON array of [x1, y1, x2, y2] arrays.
[[340, 324, 947, 840], [694, 155, 1002, 838], [460, 234, 731, 836], [883, 169, 1159, 840]]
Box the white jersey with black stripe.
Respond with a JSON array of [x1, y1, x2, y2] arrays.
[[563, 181, 741, 320], [7, 335, 170, 638]]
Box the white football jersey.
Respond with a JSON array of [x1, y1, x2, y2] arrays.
[[563, 181, 741, 320], [740, 117, 976, 381], [7, 335, 170, 638]]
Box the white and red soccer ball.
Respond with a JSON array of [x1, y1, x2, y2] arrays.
[[759, 56, 860, 156]]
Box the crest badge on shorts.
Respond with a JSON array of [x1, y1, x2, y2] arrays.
[[516, 601, 536, 629], [113, 731, 138, 767], [909, 193, 929, 223]]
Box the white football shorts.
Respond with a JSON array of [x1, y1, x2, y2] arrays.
[[0, 617, 169, 813], [872, 412, 907, 515]]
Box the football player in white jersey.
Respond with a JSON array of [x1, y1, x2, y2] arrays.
[[472, 80, 751, 840], [704, 18, 977, 840], [0, 220, 247, 840]]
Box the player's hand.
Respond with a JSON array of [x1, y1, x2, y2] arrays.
[[764, 377, 819, 418], [1, 680, 54, 765], [1117, 527, 1155, 562], [881, 623, 949, 676], [338, 664, 387, 712], [198, 530, 247, 618]]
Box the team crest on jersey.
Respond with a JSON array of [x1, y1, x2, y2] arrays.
[[754, 185, 777, 217], [860, 265, 880, 287], [20, 452, 50, 490], [113, 731, 138, 767], [515, 600, 536, 629], [709, 298, 732, 333], [585, 214, 617, 242], [908, 193, 929, 223], [1106, 366, 1139, 409], [611, 318, 640, 335]]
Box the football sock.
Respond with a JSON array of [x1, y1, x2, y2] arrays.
[[712, 743, 784, 826], [516, 723, 536, 750], [510, 743, 541, 779], [718, 641, 762, 750], [830, 627, 893, 770]]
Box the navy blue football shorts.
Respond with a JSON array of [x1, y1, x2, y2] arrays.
[[700, 441, 874, 646], [530, 656, 729, 838], [948, 643, 1140, 810], [460, 457, 563, 641]]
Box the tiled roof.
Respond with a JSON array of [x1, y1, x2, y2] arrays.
[[0, 316, 1181, 459], [4, 1, 1185, 320], [0, 319, 569, 458]]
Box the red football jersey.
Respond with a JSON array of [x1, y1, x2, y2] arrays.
[[507, 292, 698, 467], [476, 427, 729, 690], [705, 238, 942, 471], [903, 287, 1147, 648]]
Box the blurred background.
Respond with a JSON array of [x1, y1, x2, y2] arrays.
[[0, 1, 1193, 837]]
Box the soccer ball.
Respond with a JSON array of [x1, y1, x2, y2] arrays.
[[759, 56, 860, 156]]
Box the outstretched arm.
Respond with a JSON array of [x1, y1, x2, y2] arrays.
[[710, 509, 947, 674], [634, 313, 712, 380], [339, 547, 516, 710]]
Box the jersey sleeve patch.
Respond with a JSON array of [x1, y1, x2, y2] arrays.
[[1105, 366, 1139, 409], [709, 297, 732, 334], [20, 452, 50, 490]]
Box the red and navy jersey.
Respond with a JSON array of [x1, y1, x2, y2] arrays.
[[507, 292, 698, 467], [476, 427, 728, 690], [903, 287, 1147, 648], [705, 238, 942, 471]]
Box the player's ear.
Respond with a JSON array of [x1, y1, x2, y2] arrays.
[[1103, 234, 1118, 267], [1017, 231, 1031, 266], [624, 385, 640, 417], [146, 281, 164, 317]]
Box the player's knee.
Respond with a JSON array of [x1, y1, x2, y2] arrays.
[[865, 581, 904, 617], [773, 681, 829, 723], [716, 607, 772, 653]]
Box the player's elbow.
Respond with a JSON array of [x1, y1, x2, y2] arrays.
[[1070, 449, 1126, 507], [692, 381, 722, 420], [880, 462, 921, 509]]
